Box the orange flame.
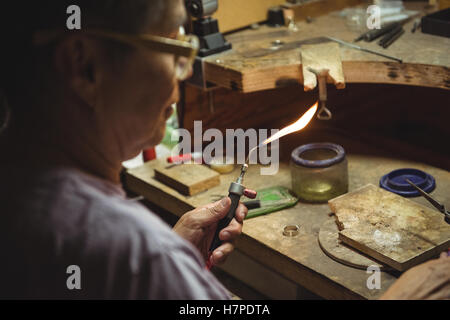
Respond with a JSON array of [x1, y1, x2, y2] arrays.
[[263, 102, 318, 145]]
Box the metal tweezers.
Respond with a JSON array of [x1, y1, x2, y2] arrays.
[[307, 67, 332, 120], [406, 179, 450, 224]]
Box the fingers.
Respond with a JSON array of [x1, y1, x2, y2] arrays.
[[207, 201, 248, 266], [235, 202, 248, 223], [217, 202, 247, 243], [190, 196, 248, 229], [210, 203, 247, 265], [244, 189, 257, 199], [219, 217, 243, 242], [194, 197, 231, 228], [210, 242, 234, 265]]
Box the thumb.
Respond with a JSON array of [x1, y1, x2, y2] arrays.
[[197, 197, 231, 227]]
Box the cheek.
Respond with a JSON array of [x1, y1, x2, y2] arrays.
[[153, 55, 177, 100], [132, 56, 178, 140], [100, 53, 178, 148], [132, 54, 176, 112]]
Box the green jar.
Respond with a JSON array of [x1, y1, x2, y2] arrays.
[[290, 143, 348, 203]]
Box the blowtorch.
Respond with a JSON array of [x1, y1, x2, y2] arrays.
[[208, 102, 319, 255], [209, 163, 249, 252]]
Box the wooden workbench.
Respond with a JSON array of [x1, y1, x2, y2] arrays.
[[202, 2, 450, 92], [124, 154, 450, 299]]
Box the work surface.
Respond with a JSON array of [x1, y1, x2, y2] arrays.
[[203, 2, 450, 92], [125, 155, 450, 299]]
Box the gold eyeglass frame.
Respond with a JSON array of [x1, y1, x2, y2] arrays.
[[33, 27, 199, 80]]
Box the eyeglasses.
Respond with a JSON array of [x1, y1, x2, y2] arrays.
[[33, 27, 199, 81]]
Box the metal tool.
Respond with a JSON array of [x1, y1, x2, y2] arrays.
[[353, 33, 369, 43], [211, 198, 293, 211], [354, 22, 401, 42], [378, 25, 404, 48], [211, 195, 261, 209], [378, 25, 402, 46], [406, 179, 450, 224], [241, 36, 329, 58], [307, 67, 332, 120], [381, 28, 404, 49], [411, 19, 421, 33], [209, 163, 249, 252], [326, 36, 403, 63], [354, 12, 419, 41], [242, 199, 261, 210], [185, 0, 217, 18], [185, 0, 231, 57]]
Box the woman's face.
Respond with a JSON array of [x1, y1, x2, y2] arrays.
[[93, 0, 187, 161]]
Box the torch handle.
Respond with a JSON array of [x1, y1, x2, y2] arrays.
[[209, 184, 244, 252]]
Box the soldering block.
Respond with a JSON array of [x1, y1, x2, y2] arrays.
[[329, 184, 450, 271], [154, 164, 220, 196]]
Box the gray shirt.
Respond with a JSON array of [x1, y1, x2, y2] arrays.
[[0, 166, 230, 299]]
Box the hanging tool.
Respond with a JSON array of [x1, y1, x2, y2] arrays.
[[307, 67, 332, 120], [406, 179, 450, 224], [326, 36, 403, 63]]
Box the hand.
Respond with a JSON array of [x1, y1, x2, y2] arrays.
[[380, 251, 450, 300], [173, 189, 256, 266]]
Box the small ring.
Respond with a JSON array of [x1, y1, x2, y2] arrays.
[[283, 225, 300, 237]]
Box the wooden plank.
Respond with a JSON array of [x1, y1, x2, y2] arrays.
[[212, 0, 285, 33], [154, 163, 220, 196], [203, 3, 450, 92], [205, 60, 450, 92], [318, 218, 387, 270], [329, 184, 450, 271]]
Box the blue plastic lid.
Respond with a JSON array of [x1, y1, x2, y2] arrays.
[[379, 168, 436, 197], [291, 143, 346, 168]]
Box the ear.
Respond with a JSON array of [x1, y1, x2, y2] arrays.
[[52, 35, 102, 109]]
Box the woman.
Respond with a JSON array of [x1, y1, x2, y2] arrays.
[[0, 0, 250, 299]]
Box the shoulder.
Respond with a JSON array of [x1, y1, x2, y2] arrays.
[[1, 166, 230, 299], [39, 167, 196, 258], [50, 168, 230, 299]]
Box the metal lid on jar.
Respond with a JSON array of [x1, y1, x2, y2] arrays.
[[291, 143, 346, 168], [379, 168, 436, 197]]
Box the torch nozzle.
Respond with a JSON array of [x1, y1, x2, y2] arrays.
[[236, 163, 248, 184]]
